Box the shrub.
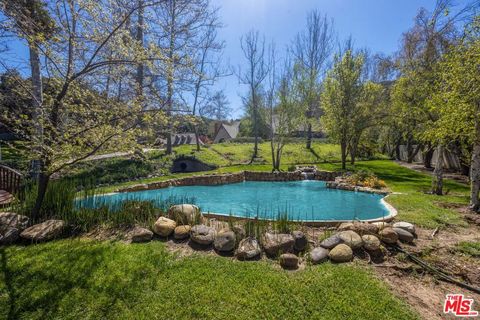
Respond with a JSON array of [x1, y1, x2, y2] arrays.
[[345, 170, 386, 189]]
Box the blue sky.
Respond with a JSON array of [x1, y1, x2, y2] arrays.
[[211, 0, 471, 118], [1, 0, 473, 118]]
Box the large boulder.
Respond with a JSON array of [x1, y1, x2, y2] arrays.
[[392, 221, 416, 235], [310, 247, 329, 264], [372, 221, 390, 230], [337, 230, 363, 249], [292, 230, 307, 251], [0, 212, 29, 231], [329, 244, 353, 263], [232, 225, 246, 243], [20, 220, 65, 242], [338, 222, 378, 235], [393, 227, 414, 243], [214, 230, 236, 252], [168, 204, 201, 225], [320, 234, 343, 249], [153, 217, 177, 237], [378, 227, 398, 244], [262, 232, 295, 257], [279, 253, 299, 269], [190, 225, 215, 245], [236, 237, 261, 260], [362, 235, 381, 252], [0, 228, 20, 244], [174, 225, 191, 240], [127, 226, 153, 243]]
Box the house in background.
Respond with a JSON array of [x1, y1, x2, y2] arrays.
[[213, 121, 240, 143]]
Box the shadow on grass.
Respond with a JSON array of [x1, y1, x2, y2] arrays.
[[0, 241, 110, 319]]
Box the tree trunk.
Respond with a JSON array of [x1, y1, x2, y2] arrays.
[[306, 122, 312, 149], [395, 140, 401, 161], [28, 42, 44, 180], [408, 143, 422, 163], [135, 0, 145, 101], [31, 173, 50, 222], [432, 144, 444, 195], [406, 135, 413, 163], [423, 145, 435, 169], [194, 126, 201, 152], [341, 140, 347, 170], [470, 108, 480, 212], [252, 98, 258, 160]]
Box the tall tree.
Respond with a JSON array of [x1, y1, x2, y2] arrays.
[[238, 30, 269, 161], [291, 10, 334, 149], [189, 9, 224, 151], [152, 0, 214, 154], [200, 90, 231, 120], [321, 49, 364, 170], [426, 16, 480, 209], [0, 0, 165, 219]]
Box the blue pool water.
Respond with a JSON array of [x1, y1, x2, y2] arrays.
[[80, 181, 391, 221]]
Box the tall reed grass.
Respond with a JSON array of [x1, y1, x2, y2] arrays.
[[13, 178, 196, 232]]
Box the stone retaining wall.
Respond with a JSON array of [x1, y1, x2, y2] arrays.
[[118, 170, 341, 193]]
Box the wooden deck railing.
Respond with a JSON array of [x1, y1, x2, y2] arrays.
[[0, 164, 22, 195]]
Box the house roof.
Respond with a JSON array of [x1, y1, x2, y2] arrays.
[[171, 133, 203, 146], [217, 121, 240, 139]]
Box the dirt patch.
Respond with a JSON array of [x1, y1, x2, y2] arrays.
[[395, 161, 469, 184], [372, 224, 480, 319]]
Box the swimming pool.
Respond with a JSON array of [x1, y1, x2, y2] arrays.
[[79, 180, 393, 222]]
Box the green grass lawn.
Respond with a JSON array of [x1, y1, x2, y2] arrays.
[[0, 240, 419, 320], [314, 161, 469, 229]]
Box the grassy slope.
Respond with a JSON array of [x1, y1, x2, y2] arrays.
[[0, 240, 418, 320], [177, 142, 343, 166]]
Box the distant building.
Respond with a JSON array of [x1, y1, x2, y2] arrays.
[[213, 121, 240, 143], [173, 133, 203, 146], [271, 115, 324, 138]]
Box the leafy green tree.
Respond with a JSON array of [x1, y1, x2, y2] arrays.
[[321, 49, 364, 169], [426, 17, 480, 210]]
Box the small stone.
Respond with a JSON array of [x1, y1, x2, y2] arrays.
[[362, 235, 381, 251], [279, 253, 299, 269], [128, 226, 153, 243], [190, 225, 215, 245], [152, 217, 176, 237], [378, 227, 398, 244], [236, 237, 261, 260], [292, 230, 307, 251], [174, 225, 191, 240], [310, 247, 329, 264], [168, 204, 201, 225], [262, 232, 295, 257], [320, 235, 343, 249], [337, 230, 363, 249], [20, 220, 65, 242], [392, 221, 416, 235], [329, 244, 353, 263], [214, 230, 236, 252], [393, 227, 414, 243]]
